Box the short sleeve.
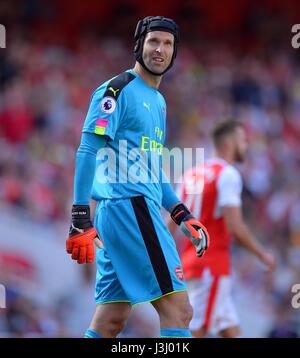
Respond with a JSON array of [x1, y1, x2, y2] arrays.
[[82, 87, 127, 141], [217, 166, 242, 207]]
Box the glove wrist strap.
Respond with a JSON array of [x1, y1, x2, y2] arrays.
[[71, 205, 92, 229], [170, 203, 192, 225]]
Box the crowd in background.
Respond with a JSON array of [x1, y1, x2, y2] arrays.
[[0, 22, 300, 337]]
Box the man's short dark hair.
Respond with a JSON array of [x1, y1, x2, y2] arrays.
[[212, 119, 243, 147]]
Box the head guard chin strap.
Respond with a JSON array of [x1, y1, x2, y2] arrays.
[[133, 16, 179, 76]]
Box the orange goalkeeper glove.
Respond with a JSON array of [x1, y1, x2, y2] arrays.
[[171, 203, 210, 257], [66, 205, 101, 264]]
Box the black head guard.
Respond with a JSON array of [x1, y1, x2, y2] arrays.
[[133, 16, 179, 75]]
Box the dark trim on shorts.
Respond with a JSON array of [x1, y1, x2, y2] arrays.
[[130, 196, 174, 295]]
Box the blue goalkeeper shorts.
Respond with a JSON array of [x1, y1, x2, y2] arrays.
[[93, 196, 187, 305]]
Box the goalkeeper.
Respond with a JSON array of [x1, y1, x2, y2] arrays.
[[66, 16, 209, 339]]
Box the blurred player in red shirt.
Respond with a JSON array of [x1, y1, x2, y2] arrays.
[[168, 120, 276, 338]]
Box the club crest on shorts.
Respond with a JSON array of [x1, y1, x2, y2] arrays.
[[100, 96, 116, 114], [175, 266, 184, 281]]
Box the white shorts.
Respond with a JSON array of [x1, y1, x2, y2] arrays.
[[187, 269, 239, 335]]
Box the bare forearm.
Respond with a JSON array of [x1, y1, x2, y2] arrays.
[[231, 221, 264, 259], [223, 206, 276, 271]]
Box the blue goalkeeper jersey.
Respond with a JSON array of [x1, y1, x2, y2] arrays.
[[82, 69, 167, 207]]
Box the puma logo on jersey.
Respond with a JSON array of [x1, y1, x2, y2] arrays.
[[108, 87, 120, 97], [143, 102, 151, 111]]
